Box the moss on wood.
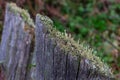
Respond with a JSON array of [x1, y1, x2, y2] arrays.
[[7, 3, 35, 28], [37, 14, 114, 78]]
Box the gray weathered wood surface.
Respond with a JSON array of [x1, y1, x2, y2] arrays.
[[0, 3, 115, 80], [35, 14, 115, 80], [0, 3, 35, 80]]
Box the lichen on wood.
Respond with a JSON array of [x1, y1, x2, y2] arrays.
[[7, 3, 35, 28], [36, 13, 114, 79], [0, 2, 115, 80]]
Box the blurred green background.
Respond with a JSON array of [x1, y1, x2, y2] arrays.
[[0, 0, 120, 79]]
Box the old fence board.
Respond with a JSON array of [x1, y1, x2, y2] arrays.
[[0, 3, 35, 80], [0, 2, 115, 80], [35, 14, 115, 80]]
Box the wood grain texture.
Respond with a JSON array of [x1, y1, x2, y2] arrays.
[[35, 14, 115, 80], [0, 3, 115, 80], [0, 3, 34, 80]]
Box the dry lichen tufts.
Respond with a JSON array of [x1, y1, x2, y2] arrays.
[[7, 3, 35, 28], [37, 13, 114, 78]]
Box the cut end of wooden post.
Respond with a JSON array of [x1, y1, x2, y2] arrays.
[[36, 13, 114, 79], [7, 2, 35, 28]]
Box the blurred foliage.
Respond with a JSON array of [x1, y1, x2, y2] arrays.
[[0, 0, 120, 79]]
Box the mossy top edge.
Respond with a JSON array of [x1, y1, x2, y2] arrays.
[[7, 3, 35, 28], [36, 14, 53, 30], [37, 13, 114, 78]]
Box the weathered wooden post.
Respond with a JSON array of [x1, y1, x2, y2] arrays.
[[0, 2, 115, 80], [0, 3, 35, 80], [35, 14, 115, 80]]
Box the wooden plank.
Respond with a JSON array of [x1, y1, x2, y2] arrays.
[[0, 3, 34, 80], [0, 2, 115, 80], [35, 14, 115, 80]]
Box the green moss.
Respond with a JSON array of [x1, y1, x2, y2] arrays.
[[28, 63, 36, 70], [37, 13, 114, 78], [36, 14, 53, 30], [7, 3, 35, 28]]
